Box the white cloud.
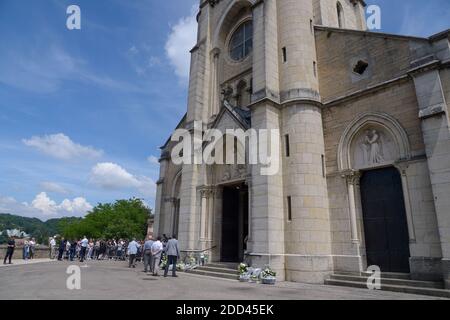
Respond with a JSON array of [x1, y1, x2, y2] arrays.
[[165, 6, 197, 81], [40, 181, 69, 194], [90, 162, 156, 198], [23, 133, 103, 160], [0, 193, 93, 219], [90, 162, 141, 189], [31, 192, 93, 217], [59, 197, 93, 214], [147, 155, 159, 165], [31, 192, 58, 216]]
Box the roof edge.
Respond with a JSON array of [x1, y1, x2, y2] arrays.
[[314, 26, 429, 42]]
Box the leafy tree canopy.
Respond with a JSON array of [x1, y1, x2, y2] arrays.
[[60, 198, 151, 241]]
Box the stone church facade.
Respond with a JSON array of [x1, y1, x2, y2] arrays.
[[154, 0, 450, 287]]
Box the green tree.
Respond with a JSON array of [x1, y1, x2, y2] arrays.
[[60, 198, 151, 240]]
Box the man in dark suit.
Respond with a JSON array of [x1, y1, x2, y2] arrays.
[[164, 235, 180, 278], [58, 238, 67, 261], [3, 236, 15, 264]]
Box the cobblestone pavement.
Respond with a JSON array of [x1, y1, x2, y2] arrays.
[[0, 260, 444, 300]]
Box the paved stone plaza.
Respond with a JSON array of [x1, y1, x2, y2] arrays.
[[0, 260, 445, 300]]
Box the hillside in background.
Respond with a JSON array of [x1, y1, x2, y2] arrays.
[[0, 213, 82, 245]]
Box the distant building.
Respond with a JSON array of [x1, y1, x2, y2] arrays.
[[4, 229, 30, 238]]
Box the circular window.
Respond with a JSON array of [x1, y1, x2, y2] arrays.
[[229, 21, 253, 61]]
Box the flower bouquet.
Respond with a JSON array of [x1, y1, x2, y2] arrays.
[[238, 263, 250, 282], [261, 266, 277, 285], [184, 255, 198, 271], [176, 262, 186, 271], [160, 255, 168, 269]]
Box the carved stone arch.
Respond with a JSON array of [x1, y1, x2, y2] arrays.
[[212, 0, 255, 50], [170, 169, 182, 237], [171, 169, 182, 199], [338, 112, 411, 171]]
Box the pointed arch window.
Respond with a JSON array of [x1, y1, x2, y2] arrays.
[[229, 20, 253, 61]]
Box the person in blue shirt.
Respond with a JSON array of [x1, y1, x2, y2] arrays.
[[143, 235, 154, 273], [127, 238, 140, 268]]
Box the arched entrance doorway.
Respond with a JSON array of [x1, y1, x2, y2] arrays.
[[360, 167, 410, 272], [220, 182, 248, 262]]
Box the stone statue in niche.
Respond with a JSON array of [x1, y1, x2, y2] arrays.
[[234, 164, 247, 178], [222, 165, 232, 181], [221, 86, 234, 105], [363, 129, 384, 165]]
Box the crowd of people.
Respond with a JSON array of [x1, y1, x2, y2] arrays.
[[48, 234, 180, 277], [51, 237, 128, 262]]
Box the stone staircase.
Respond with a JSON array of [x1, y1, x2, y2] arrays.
[[185, 262, 239, 280], [325, 272, 450, 298]]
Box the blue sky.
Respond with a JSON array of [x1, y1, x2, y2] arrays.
[[0, 0, 449, 220]]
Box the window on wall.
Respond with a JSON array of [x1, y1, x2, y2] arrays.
[[287, 196, 292, 222], [229, 20, 253, 61], [353, 60, 369, 75], [285, 134, 290, 157], [337, 2, 344, 28]]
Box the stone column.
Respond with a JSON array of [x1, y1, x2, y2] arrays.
[[210, 48, 220, 118], [199, 187, 214, 242], [340, 170, 363, 272], [153, 155, 169, 236], [342, 170, 362, 244], [394, 162, 416, 243], [251, 0, 280, 102], [199, 189, 208, 240], [168, 198, 178, 237], [249, 102, 285, 280], [412, 68, 450, 288], [207, 188, 215, 241]]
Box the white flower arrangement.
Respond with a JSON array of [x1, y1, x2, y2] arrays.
[[261, 266, 277, 285], [261, 265, 277, 278], [238, 263, 248, 275], [176, 262, 186, 271]]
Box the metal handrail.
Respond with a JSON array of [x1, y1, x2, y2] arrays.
[[180, 246, 217, 254]]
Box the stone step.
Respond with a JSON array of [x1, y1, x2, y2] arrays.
[[325, 279, 450, 299], [186, 269, 239, 280], [330, 274, 444, 289], [335, 271, 411, 280], [206, 263, 239, 270], [361, 272, 411, 280], [196, 266, 239, 275]]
